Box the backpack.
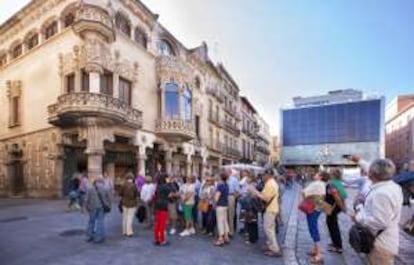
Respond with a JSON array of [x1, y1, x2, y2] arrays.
[[349, 223, 383, 254], [135, 205, 147, 223]]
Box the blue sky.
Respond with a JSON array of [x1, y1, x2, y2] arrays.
[[1, 0, 413, 134]]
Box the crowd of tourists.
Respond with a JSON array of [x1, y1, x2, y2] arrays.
[[299, 155, 406, 265], [68, 167, 284, 258], [66, 154, 414, 265]]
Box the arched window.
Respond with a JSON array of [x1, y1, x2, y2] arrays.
[[0, 52, 7, 67], [25, 31, 39, 50], [44, 21, 58, 40], [181, 86, 192, 120], [10, 42, 22, 59], [115, 12, 131, 37], [134, 27, 147, 48], [195, 76, 201, 89], [63, 13, 75, 28], [165, 82, 179, 118], [158, 39, 175, 56]]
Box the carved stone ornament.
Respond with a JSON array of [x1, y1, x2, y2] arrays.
[[72, 3, 115, 43], [0, 0, 66, 45], [6, 80, 22, 98], [156, 55, 192, 85], [77, 117, 114, 154]]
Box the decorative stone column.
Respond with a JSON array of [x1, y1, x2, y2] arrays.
[[172, 159, 180, 176], [78, 118, 114, 179], [165, 149, 173, 174], [136, 147, 147, 176], [185, 154, 192, 177], [201, 156, 208, 178]]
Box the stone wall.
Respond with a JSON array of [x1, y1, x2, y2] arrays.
[[0, 128, 63, 198]]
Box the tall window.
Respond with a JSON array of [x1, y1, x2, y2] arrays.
[[215, 105, 219, 121], [11, 44, 22, 59], [242, 139, 246, 157], [195, 76, 201, 89], [100, 71, 113, 95], [208, 99, 213, 118], [180, 86, 192, 120], [195, 115, 200, 139], [119, 77, 132, 105], [81, 69, 89, 92], [115, 13, 131, 37], [209, 127, 213, 146], [44, 21, 58, 40], [165, 82, 179, 118], [134, 27, 147, 48], [11, 96, 20, 126], [66, 73, 75, 93], [0, 54, 7, 67], [63, 13, 75, 27], [158, 40, 174, 56], [26, 33, 39, 50]]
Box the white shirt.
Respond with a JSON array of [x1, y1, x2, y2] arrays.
[[303, 180, 326, 197], [355, 180, 403, 255], [140, 183, 156, 203]]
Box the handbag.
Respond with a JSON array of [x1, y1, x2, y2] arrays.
[[94, 184, 111, 213], [320, 201, 335, 215], [118, 200, 123, 213], [198, 199, 210, 213], [298, 198, 315, 214]]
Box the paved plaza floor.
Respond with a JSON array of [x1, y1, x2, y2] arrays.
[[294, 188, 414, 265], [0, 186, 412, 265], [0, 187, 298, 265]]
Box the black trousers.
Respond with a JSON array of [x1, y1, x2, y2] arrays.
[[202, 206, 216, 234], [246, 221, 258, 243], [326, 206, 342, 248]]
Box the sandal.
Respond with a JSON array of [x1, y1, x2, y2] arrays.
[[310, 255, 323, 264], [214, 240, 225, 247]]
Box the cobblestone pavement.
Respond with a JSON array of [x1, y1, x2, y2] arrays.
[[0, 187, 297, 265], [294, 188, 414, 265]]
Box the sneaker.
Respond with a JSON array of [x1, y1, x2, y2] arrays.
[[179, 230, 190, 237], [169, 228, 176, 235], [189, 228, 196, 235]]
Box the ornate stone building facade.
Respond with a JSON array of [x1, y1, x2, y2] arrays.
[[0, 0, 266, 198], [254, 114, 271, 166]]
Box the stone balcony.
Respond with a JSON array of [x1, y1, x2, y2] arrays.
[[155, 118, 196, 142], [47, 92, 143, 128], [223, 120, 241, 136]]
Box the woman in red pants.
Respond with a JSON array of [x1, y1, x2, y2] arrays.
[[153, 173, 172, 246]]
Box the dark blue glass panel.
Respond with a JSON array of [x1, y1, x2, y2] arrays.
[[282, 99, 381, 146]]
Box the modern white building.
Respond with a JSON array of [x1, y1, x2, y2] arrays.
[[281, 90, 385, 166]]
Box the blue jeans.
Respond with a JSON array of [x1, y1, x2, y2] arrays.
[[306, 210, 321, 242], [86, 208, 105, 242]]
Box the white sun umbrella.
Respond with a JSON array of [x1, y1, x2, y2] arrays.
[[220, 163, 265, 175]]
